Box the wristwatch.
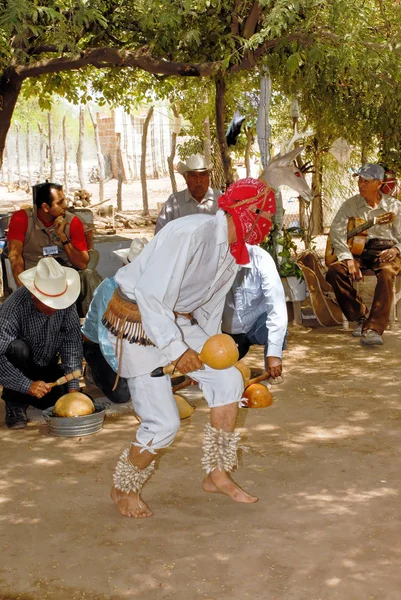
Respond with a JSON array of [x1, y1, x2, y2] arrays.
[[61, 237, 71, 246]]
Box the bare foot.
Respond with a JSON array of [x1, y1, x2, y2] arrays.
[[202, 470, 258, 504], [110, 487, 153, 518]]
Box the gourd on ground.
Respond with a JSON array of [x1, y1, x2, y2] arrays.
[[54, 392, 95, 417]]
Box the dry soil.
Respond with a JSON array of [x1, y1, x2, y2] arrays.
[[1, 324, 401, 600]]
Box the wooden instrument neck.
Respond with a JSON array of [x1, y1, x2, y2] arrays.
[[347, 218, 374, 240]]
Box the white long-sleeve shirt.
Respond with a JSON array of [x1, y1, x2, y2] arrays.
[[111, 210, 238, 377], [330, 192, 401, 261], [222, 245, 287, 359], [155, 187, 221, 233]]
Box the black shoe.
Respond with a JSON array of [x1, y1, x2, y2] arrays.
[[5, 404, 28, 429]]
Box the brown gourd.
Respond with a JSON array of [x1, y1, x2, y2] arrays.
[[234, 361, 252, 388], [173, 394, 195, 419], [242, 384, 273, 408], [199, 334, 239, 370], [54, 392, 95, 417]]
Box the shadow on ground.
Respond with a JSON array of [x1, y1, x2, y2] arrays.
[[1, 324, 401, 600]]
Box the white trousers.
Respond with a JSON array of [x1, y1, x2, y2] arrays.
[[128, 364, 243, 454]]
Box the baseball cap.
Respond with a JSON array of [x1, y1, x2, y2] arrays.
[[353, 164, 385, 181]]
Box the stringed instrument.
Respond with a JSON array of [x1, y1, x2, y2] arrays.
[[325, 212, 395, 266]]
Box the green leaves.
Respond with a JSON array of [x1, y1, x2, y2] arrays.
[[1, 0, 401, 177], [286, 51, 304, 76]]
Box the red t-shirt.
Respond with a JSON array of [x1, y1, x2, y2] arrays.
[[7, 210, 88, 251]]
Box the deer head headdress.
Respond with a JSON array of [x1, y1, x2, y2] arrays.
[[259, 131, 314, 201]]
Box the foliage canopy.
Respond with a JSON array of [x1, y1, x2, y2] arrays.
[[1, 0, 401, 170]]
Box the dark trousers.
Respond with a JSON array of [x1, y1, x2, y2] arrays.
[[83, 340, 130, 404], [2, 340, 68, 410], [224, 312, 287, 370], [326, 249, 401, 334]]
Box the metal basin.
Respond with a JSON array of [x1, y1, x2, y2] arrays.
[[42, 402, 109, 437]]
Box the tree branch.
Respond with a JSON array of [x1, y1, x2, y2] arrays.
[[13, 27, 400, 85], [15, 33, 304, 82], [16, 47, 220, 79], [230, 0, 242, 36], [242, 1, 263, 39]]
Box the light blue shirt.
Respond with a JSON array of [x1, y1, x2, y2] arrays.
[[222, 245, 288, 359], [155, 187, 221, 233], [81, 277, 119, 372]]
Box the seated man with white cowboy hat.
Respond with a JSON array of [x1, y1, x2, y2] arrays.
[[0, 257, 82, 429], [155, 154, 221, 233], [81, 238, 148, 405]]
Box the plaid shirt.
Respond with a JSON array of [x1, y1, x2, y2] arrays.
[[0, 287, 82, 394]]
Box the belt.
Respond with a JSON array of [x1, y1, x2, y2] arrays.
[[366, 239, 395, 249], [174, 311, 198, 325]]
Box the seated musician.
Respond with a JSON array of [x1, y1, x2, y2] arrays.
[[326, 164, 401, 346]]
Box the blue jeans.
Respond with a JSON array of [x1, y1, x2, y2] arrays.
[[224, 312, 287, 368]]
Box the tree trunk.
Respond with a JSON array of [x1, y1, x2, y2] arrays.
[[5, 142, 13, 187], [1, 148, 5, 182], [167, 103, 178, 194], [37, 123, 44, 181], [88, 107, 105, 203], [15, 124, 22, 189], [203, 115, 212, 166], [361, 142, 367, 165], [76, 105, 85, 188], [311, 139, 324, 239], [215, 75, 233, 188], [116, 132, 123, 212], [245, 127, 253, 177], [140, 106, 154, 217], [26, 122, 32, 190], [62, 115, 69, 193], [48, 112, 56, 181], [0, 70, 23, 170]]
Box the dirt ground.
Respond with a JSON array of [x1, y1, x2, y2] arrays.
[[1, 323, 401, 600]]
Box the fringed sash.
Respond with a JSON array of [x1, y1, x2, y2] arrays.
[[102, 288, 154, 346], [102, 288, 155, 390]]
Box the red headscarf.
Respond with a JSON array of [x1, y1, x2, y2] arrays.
[[218, 178, 276, 264]]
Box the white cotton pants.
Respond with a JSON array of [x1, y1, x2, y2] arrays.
[[128, 363, 244, 454]]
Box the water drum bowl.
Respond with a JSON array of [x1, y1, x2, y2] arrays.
[[42, 401, 109, 437]]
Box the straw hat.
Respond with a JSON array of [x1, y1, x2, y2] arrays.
[[19, 257, 80, 310], [176, 154, 212, 176], [113, 237, 148, 264]]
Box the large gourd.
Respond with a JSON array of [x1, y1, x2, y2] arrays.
[[54, 392, 95, 417], [199, 334, 239, 370], [242, 384, 273, 408], [234, 361, 251, 388], [174, 394, 195, 419]]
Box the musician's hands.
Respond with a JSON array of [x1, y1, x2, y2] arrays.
[[28, 380, 51, 399], [379, 247, 400, 263], [266, 356, 282, 379], [345, 259, 362, 281], [173, 349, 204, 374]]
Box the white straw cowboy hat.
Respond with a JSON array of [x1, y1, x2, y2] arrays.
[[176, 153, 212, 176], [113, 237, 148, 264], [19, 257, 80, 310]]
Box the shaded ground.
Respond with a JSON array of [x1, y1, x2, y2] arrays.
[[1, 324, 401, 600]]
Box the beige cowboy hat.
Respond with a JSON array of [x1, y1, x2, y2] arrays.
[[176, 153, 212, 176], [113, 237, 148, 264], [19, 257, 80, 310]]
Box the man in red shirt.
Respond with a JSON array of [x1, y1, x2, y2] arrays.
[[7, 182, 89, 287]]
